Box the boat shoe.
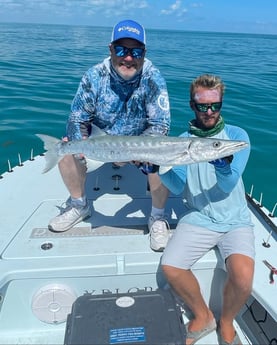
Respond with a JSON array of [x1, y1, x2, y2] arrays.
[[185, 318, 217, 345]]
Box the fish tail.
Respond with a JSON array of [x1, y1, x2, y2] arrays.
[[36, 134, 61, 173]]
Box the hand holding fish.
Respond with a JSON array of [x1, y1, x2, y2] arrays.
[[209, 155, 234, 168]]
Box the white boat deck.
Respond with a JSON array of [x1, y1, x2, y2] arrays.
[[0, 154, 276, 344]]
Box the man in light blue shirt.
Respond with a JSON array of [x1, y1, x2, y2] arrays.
[[48, 20, 171, 251], [161, 74, 255, 345]]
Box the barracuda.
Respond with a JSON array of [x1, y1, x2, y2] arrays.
[[36, 126, 248, 174]]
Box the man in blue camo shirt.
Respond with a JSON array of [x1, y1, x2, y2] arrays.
[[48, 19, 171, 252]]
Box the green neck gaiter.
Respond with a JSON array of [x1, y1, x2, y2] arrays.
[[189, 115, 225, 137]]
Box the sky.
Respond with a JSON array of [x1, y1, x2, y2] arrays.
[[1, 0, 277, 35]]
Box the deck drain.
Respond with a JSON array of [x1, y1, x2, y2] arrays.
[[41, 242, 53, 250]]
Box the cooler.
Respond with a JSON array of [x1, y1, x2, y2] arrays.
[[64, 289, 186, 345]]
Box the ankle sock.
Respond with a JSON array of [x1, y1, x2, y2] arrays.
[[70, 196, 87, 207], [151, 206, 165, 220]]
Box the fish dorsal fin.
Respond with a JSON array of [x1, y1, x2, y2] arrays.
[[91, 125, 107, 137]]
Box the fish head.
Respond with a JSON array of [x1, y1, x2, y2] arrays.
[[189, 138, 248, 163]]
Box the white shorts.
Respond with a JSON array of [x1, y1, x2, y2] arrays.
[[161, 223, 255, 269]]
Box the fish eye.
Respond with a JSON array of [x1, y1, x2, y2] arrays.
[[213, 141, 221, 148]]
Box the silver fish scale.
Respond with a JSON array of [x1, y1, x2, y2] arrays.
[[61, 136, 191, 165], [55, 134, 248, 167]]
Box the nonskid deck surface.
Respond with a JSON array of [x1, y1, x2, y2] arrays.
[[1, 159, 183, 260], [0, 156, 186, 344], [0, 154, 276, 344]]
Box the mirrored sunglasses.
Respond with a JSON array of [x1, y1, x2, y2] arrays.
[[114, 45, 145, 59], [193, 101, 222, 113]]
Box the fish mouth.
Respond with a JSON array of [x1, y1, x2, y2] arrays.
[[229, 141, 247, 148], [232, 141, 248, 149], [219, 141, 248, 155]]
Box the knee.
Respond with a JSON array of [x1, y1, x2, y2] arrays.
[[59, 154, 85, 172], [59, 154, 75, 168], [227, 255, 254, 294], [232, 274, 252, 296], [162, 264, 185, 284]]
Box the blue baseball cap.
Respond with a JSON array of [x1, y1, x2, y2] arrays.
[[111, 19, 146, 45]]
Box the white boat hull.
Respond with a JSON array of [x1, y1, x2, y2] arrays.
[[0, 155, 276, 344]]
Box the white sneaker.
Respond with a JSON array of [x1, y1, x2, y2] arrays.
[[148, 216, 170, 252], [48, 203, 91, 232]]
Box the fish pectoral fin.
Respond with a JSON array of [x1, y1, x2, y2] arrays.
[[91, 125, 107, 137], [159, 165, 173, 175], [85, 158, 105, 172]]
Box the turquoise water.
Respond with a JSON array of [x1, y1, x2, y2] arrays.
[[0, 23, 276, 209]]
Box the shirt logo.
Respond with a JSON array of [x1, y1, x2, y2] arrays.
[[158, 92, 169, 111]]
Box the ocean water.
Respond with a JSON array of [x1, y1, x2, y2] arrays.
[[0, 23, 276, 210]]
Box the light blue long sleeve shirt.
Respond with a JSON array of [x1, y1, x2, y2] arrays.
[[66, 57, 170, 140], [160, 124, 253, 232]]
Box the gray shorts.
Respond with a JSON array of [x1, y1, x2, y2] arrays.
[[161, 223, 255, 269]]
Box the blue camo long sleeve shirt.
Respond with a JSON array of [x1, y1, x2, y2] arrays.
[[66, 57, 171, 140], [160, 125, 253, 232]]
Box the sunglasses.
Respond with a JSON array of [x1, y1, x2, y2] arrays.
[[193, 101, 222, 113], [113, 45, 145, 59]]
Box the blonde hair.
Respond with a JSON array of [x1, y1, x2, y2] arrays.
[[190, 74, 225, 100]]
